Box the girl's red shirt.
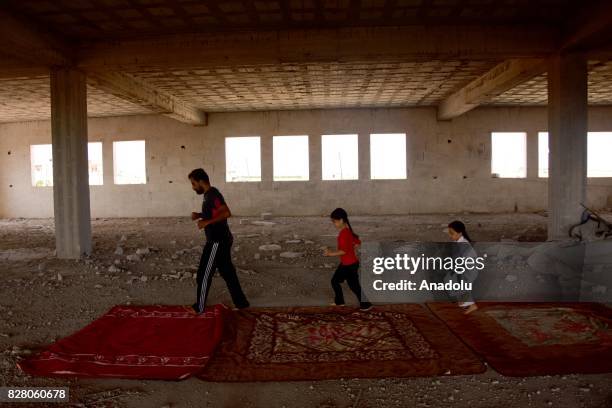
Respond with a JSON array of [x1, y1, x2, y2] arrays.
[[338, 227, 360, 265]]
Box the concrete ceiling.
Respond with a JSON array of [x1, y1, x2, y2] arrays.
[[489, 60, 612, 106], [0, 75, 153, 123], [4, 0, 588, 41], [0, 0, 611, 123]]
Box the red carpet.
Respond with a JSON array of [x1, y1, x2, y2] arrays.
[[427, 302, 612, 376], [18, 304, 229, 380], [198, 305, 485, 382]]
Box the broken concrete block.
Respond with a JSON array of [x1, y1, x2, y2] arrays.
[[136, 247, 150, 256], [252, 221, 276, 226], [261, 212, 273, 220], [126, 254, 141, 262], [258, 244, 282, 251], [114, 247, 124, 256], [254, 253, 261, 260], [280, 251, 303, 259]]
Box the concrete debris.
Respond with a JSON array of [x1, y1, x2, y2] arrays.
[[280, 251, 303, 258], [126, 254, 141, 262], [252, 221, 276, 226], [114, 247, 124, 256], [258, 244, 282, 251], [261, 212, 273, 220], [0, 248, 54, 262], [136, 247, 150, 255]]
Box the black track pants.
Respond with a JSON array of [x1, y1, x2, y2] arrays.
[[194, 238, 249, 313]]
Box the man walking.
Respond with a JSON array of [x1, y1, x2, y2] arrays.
[[188, 168, 250, 313]]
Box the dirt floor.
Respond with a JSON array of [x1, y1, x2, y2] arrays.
[[1, 213, 611, 408]]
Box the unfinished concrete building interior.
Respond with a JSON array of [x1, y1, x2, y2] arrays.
[[1, 0, 612, 406]]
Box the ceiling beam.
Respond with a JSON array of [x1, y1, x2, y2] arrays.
[[562, 0, 612, 51], [0, 9, 73, 66], [77, 25, 560, 71], [0, 8, 207, 125], [0, 54, 49, 79], [88, 72, 208, 125], [437, 58, 546, 120]]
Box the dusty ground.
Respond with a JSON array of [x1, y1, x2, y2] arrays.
[[1, 213, 611, 408]]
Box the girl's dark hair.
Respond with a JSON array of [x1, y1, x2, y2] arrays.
[[448, 220, 472, 242], [330, 208, 359, 239]]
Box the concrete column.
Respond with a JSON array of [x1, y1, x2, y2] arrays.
[[526, 130, 539, 179], [547, 53, 588, 240], [310, 133, 321, 181], [50, 68, 92, 258], [359, 132, 370, 181]]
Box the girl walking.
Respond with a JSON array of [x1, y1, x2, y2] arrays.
[[447, 220, 478, 314], [324, 208, 372, 311]]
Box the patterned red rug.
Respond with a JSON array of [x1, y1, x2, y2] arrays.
[[18, 304, 228, 380], [427, 302, 612, 376], [197, 304, 485, 381]]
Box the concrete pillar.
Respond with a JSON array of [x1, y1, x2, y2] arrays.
[[526, 130, 539, 179], [547, 53, 588, 240], [50, 68, 92, 258], [359, 132, 370, 181]]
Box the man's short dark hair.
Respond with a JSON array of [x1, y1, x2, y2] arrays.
[[188, 168, 210, 183]]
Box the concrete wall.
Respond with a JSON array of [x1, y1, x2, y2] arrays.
[[1, 106, 611, 218]]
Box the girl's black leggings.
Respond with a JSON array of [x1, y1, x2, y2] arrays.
[[331, 262, 371, 308]]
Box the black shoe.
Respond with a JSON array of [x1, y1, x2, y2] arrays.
[[359, 303, 373, 311], [233, 302, 250, 311]]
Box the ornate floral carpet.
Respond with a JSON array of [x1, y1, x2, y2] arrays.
[[18, 305, 228, 380], [427, 302, 612, 376], [198, 304, 485, 381]]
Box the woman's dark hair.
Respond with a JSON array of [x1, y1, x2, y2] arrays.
[[188, 168, 209, 183], [330, 208, 358, 239], [448, 220, 472, 242]]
